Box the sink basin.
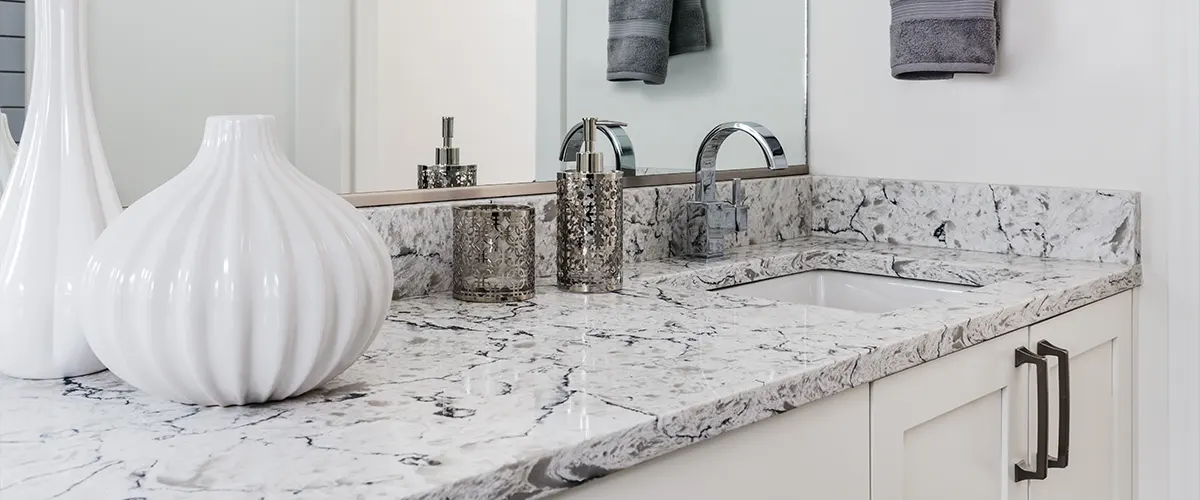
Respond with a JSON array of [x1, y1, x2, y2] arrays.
[[715, 270, 974, 313]]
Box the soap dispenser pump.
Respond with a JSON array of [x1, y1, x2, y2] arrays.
[[557, 117, 624, 293], [418, 117, 478, 189]]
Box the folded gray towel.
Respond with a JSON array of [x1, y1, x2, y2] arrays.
[[890, 0, 998, 80], [608, 0, 709, 85]]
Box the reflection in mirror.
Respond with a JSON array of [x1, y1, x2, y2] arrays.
[[63, 0, 807, 203], [416, 117, 478, 189], [555, 0, 807, 179], [88, 0, 352, 202], [558, 119, 639, 176]]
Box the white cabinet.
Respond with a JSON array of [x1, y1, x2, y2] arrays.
[[556, 385, 871, 500], [870, 325, 1032, 500], [870, 292, 1133, 500], [1028, 292, 1133, 500]]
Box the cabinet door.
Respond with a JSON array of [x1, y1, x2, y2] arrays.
[[1029, 292, 1133, 500], [556, 385, 870, 500], [871, 329, 1031, 500]]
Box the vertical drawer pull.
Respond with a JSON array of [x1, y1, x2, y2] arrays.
[[1038, 340, 1071, 469], [1015, 346, 1050, 482]]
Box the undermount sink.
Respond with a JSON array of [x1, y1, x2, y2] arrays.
[[715, 270, 975, 313]]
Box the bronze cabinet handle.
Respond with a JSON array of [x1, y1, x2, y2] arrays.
[[1015, 346, 1050, 482], [1038, 340, 1071, 469]]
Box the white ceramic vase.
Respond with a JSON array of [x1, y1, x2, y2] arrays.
[[0, 113, 17, 192], [0, 0, 121, 379], [79, 115, 394, 406]]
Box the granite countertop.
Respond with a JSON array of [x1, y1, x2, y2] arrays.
[[0, 237, 1140, 500]]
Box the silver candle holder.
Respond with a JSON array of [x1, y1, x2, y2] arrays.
[[452, 204, 536, 303]]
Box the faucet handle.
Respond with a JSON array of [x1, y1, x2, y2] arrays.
[[732, 178, 749, 232]]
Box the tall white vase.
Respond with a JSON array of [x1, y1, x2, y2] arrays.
[[0, 0, 120, 379], [0, 113, 16, 192], [79, 115, 395, 407]]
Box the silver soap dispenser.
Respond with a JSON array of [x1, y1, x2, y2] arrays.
[[418, 117, 478, 189], [557, 117, 623, 293]]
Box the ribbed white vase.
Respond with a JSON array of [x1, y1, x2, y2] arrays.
[[0, 113, 15, 192], [0, 0, 121, 380], [79, 115, 395, 406]]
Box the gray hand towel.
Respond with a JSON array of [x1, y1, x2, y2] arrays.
[[890, 0, 998, 80], [670, 0, 709, 56], [608, 0, 709, 85]]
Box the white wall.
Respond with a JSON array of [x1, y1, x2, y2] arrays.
[[354, 0, 540, 192], [562, 0, 808, 176], [1164, 1, 1200, 498], [808, 0, 1173, 498], [88, 0, 348, 204]]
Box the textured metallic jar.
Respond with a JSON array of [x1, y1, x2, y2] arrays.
[[418, 117, 478, 189], [557, 118, 623, 293], [452, 204, 536, 303]]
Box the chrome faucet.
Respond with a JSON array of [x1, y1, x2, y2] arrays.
[[559, 120, 637, 175], [683, 121, 789, 259]]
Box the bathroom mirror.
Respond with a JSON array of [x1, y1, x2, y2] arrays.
[[2, 0, 808, 205]]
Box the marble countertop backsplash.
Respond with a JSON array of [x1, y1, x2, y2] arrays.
[[362, 175, 814, 300], [810, 176, 1139, 265], [363, 174, 1137, 300], [0, 236, 1139, 499]]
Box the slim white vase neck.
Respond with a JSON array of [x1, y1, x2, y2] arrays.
[[21, 0, 118, 212], [193, 115, 290, 172], [0, 0, 120, 379]]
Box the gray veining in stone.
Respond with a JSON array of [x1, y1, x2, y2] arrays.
[[810, 176, 1140, 265], [365, 175, 812, 299], [365, 174, 1137, 299], [1, 174, 1142, 499], [1, 236, 1139, 500]]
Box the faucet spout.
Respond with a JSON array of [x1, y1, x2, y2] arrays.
[[694, 122, 789, 202], [680, 121, 788, 259]]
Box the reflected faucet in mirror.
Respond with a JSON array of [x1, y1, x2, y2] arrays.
[[683, 122, 789, 259], [558, 120, 637, 175]]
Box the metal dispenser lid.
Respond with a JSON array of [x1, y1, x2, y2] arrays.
[[575, 117, 605, 174], [435, 116, 460, 166]]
